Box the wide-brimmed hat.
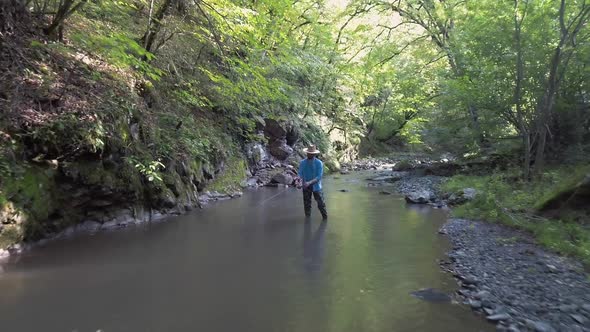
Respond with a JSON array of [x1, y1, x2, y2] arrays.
[[303, 144, 321, 155]]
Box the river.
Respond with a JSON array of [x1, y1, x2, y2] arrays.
[[0, 173, 492, 332]]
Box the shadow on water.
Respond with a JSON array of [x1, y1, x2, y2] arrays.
[[0, 172, 493, 332], [303, 220, 327, 274]]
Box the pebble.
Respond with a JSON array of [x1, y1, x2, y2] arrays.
[[570, 314, 586, 324], [470, 300, 482, 309], [441, 217, 590, 330], [525, 320, 556, 332], [487, 313, 511, 322]]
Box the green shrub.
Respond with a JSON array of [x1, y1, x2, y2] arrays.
[[443, 166, 590, 264]]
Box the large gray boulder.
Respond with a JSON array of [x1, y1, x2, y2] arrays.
[[264, 119, 287, 140], [285, 122, 299, 146], [447, 188, 478, 205], [271, 173, 294, 185], [269, 138, 293, 160], [405, 190, 434, 204], [246, 142, 268, 167]]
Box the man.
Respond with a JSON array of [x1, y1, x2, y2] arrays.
[[298, 144, 328, 220]]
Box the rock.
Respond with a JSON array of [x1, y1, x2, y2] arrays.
[[285, 122, 299, 146], [462, 275, 479, 285], [470, 300, 483, 309], [324, 157, 341, 173], [101, 220, 119, 229], [475, 290, 491, 300], [90, 199, 113, 207], [271, 173, 293, 185], [545, 264, 558, 273], [245, 177, 258, 187], [263, 118, 287, 140], [447, 188, 478, 205], [525, 320, 556, 332], [77, 221, 101, 232], [339, 189, 349, 192], [410, 288, 451, 302], [507, 325, 521, 332], [463, 188, 477, 200], [246, 143, 268, 166], [404, 190, 434, 204], [379, 190, 392, 195], [559, 304, 578, 312], [268, 138, 293, 160], [340, 169, 350, 175], [159, 191, 177, 208], [130, 123, 140, 141], [392, 160, 415, 171], [487, 313, 511, 322], [570, 314, 587, 324]]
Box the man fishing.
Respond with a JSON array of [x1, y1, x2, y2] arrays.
[[298, 144, 328, 220]]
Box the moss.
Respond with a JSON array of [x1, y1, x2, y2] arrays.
[[0, 225, 23, 249], [535, 165, 590, 210], [0, 165, 58, 241], [208, 156, 247, 193]]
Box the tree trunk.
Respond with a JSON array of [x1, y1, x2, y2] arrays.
[[514, 0, 530, 179], [44, 0, 88, 40], [140, 0, 174, 53]]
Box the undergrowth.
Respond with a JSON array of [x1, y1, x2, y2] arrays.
[[442, 165, 590, 264]]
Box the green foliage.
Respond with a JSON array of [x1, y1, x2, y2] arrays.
[[25, 114, 106, 158], [72, 32, 162, 80], [208, 156, 247, 193], [443, 166, 590, 263], [299, 121, 330, 157], [126, 157, 165, 183]]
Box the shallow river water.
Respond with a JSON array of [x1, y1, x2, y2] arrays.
[[0, 173, 492, 332]]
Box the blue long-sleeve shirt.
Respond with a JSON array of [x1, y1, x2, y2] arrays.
[[298, 157, 323, 192]]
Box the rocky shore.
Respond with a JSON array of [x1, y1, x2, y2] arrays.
[[440, 219, 590, 332], [363, 157, 590, 332]]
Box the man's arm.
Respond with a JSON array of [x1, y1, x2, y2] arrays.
[[315, 160, 323, 182], [305, 160, 323, 187]]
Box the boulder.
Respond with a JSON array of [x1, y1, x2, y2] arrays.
[[264, 118, 287, 140], [285, 122, 299, 146], [323, 156, 341, 173], [271, 173, 294, 185], [405, 190, 434, 204], [245, 142, 268, 167], [393, 160, 416, 171], [269, 138, 293, 160], [246, 177, 259, 187], [447, 188, 478, 205]]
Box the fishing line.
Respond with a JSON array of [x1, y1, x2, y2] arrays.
[[256, 186, 293, 207]]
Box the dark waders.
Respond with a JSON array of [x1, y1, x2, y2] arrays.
[[303, 187, 327, 219]]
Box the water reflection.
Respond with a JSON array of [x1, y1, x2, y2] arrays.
[[303, 220, 327, 273]]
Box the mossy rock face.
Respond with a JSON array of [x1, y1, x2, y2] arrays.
[[323, 156, 341, 173], [208, 156, 247, 193], [0, 166, 59, 242], [539, 174, 590, 219], [0, 225, 23, 249]]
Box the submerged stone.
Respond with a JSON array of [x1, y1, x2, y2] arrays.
[[410, 288, 451, 303]]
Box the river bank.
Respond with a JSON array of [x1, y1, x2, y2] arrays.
[[363, 157, 590, 332]]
